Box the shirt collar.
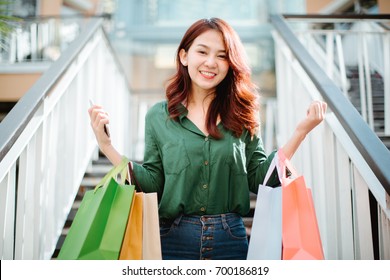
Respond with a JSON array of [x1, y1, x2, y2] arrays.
[[177, 103, 188, 123]]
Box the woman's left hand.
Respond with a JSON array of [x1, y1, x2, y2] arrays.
[[281, 100, 327, 160], [296, 100, 327, 136]]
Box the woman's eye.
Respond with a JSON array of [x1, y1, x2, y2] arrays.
[[218, 55, 227, 59], [198, 50, 206, 54]]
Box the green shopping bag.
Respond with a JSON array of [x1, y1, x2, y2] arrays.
[[58, 157, 135, 260]]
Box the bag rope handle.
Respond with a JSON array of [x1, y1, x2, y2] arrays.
[[128, 161, 143, 192], [94, 156, 129, 192], [277, 149, 299, 185]]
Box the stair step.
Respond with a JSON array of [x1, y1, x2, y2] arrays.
[[380, 136, 390, 150], [51, 235, 66, 259], [84, 164, 113, 176], [80, 177, 103, 188], [345, 65, 388, 149], [64, 208, 78, 227]]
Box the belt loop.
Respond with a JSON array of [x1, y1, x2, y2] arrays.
[[173, 214, 183, 226], [221, 214, 229, 230]]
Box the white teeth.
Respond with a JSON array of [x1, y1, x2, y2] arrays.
[[200, 71, 215, 77]]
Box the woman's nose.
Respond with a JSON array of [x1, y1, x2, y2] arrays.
[[204, 56, 217, 67]]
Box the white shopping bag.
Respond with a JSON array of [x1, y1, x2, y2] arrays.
[[247, 154, 282, 260]]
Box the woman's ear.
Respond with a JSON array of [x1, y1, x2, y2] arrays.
[[179, 49, 188, 66]]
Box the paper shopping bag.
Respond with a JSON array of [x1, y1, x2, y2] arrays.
[[119, 192, 143, 260], [142, 192, 162, 260], [247, 185, 282, 259], [127, 162, 162, 260], [58, 157, 134, 260], [247, 153, 282, 260], [278, 150, 324, 260]]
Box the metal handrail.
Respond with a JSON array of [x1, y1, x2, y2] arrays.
[[282, 14, 390, 28], [0, 18, 129, 162], [270, 14, 390, 194]]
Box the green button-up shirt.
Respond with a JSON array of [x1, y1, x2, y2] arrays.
[[132, 101, 279, 219]]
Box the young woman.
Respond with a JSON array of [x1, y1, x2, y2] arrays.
[[89, 18, 327, 260]]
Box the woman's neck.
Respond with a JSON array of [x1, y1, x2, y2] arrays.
[[186, 88, 215, 111], [184, 89, 220, 136]]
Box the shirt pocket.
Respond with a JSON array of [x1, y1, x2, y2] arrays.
[[161, 140, 190, 174], [227, 141, 247, 175]]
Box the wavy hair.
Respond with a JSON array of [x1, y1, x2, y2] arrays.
[[165, 18, 259, 139]]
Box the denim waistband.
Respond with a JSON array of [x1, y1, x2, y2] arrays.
[[160, 213, 241, 227]]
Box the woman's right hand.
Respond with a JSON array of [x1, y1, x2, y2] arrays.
[[88, 104, 111, 149], [88, 104, 125, 167]]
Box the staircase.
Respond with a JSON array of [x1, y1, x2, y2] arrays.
[[346, 66, 389, 150], [3, 62, 387, 258], [47, 65, 387, 259]]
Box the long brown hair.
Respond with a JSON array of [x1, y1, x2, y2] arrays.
[[166, 18, 259, 139]]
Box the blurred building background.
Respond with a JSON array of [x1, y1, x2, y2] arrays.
[[3, 0, 389, 112]]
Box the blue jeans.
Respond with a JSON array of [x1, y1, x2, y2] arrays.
[[160, 213, 248, 260]]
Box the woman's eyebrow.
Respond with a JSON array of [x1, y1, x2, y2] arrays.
[[196, 43, 226, 53]]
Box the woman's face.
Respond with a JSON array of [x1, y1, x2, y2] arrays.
[[179, 29, 230, 95]]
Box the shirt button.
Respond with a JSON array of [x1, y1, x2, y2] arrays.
[[204, 160, 209, 166], [200, 207, 206, 212], [202, 184, 208, 189], [205, 136, 209, 141]]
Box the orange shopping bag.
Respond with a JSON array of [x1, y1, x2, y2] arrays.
[[278, 149, 324, 260], [119, 192, 143, 260]]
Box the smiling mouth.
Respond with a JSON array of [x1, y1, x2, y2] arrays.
[[200, 71, 216, 78]]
